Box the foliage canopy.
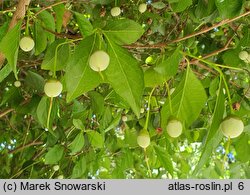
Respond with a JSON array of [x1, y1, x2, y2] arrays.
[[0, 0, 250, 179]]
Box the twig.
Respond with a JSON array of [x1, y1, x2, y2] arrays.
[[201, 27, 238, 60], [19, 117, 32, 159], [43, 27, 82, 39], [0, 108, 15, 118], [0, 9, 16, 14], [8, 141, 43, 154], [144, 148, 152, 178], [192, 69, 206, 78], [11, 160, 41, 179], [34, 0, 68, 16], [32, 148, 46, 160], [181, 31, 237, 73], [190, 61, 217, 75], [124, 10, 250, 49]]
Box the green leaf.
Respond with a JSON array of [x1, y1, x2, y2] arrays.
[[34, 21, 47, 55], [0, 64, 12, 83], [36, 96, 49, 127], [72, 100, 87, 119], [151, 2, 166, 9], [100, 106, 113, 129], [0, 21, 21, 79], [16, 95, 40, 115], [235, 134, 250, 162], [88, 91, 105, 116], [239, 27, 250, 47], [25, 70, 45, 93], [45, 145, 64, 164], [195, 0, 216, 18], [69, 132, 85, 154], [144, 67, 165, 87], [71, 156, 86, 178], [154, 145, 173, 175], [209, 77, 219, 97], [103, 19, 144, 45], [215, 0, 243, 19], [222, 48, 242, 67], [36, 96, 58, 128], [161, 66, 207, 128], [121, 148, 134, 169], [0, 21, 8, 42], [0, 86, 21, 107], [104, 90, 130, 109], [53, 3, 65, 33], [193, 78, 224, 175], [104, 113, 121, 132], [87, 131, 104, 148], [170, 0, 192, 12], [41, 39, 70, 71], [106, 40, 144, 117], [46, 132, 60, 147], [154, 46, 182, 79], [37, 10, 55, 43], [91, 0, 113, 5], [125, 129, 137, 147], [74, 12, 93, 37], [73, 119, 85, 130], [65, 34, 102, 102]]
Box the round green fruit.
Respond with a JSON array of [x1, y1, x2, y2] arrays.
[[44, 79, 63, 97], [238, 51, 248, 61], [111, 7, 121, 17], [122, 115, 128, 122], [220, 115, 244, 138], [145, 56, 153, 64], [137, 129, 150, 148], [89, 50, 110, 71], [139, 3, 147, 13], [166, 118, 183, 138], [57, 175, 64, 179], [19, 36, 35, 52], [53, 165, 59, 171], [14, 80, 21, 88]]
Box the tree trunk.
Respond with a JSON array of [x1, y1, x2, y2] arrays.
[[0, 0, 31, 68]]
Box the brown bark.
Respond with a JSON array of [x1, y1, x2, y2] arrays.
[[0, 0, 31, 68], [0, 53, 5, 67]]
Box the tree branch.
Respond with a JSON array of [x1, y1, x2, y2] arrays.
[[124, 10, 250, 49], [186, 30, 237, 71], [0, 108, 15, 118], [0, 0, 31, 69], [34, 0, 68, 17], [8, 0, 31, 30]]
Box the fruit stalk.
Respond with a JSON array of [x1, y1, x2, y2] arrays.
[[144, 87, 155, 130], [183, 52, 236, 114], [46, 97, 54, 129], [137, 88, 155, 149], [25, 9, 31, 36], [53, 38, 82, 78], [221, 75, 234, 114], [144, 148, 152, 178], [165, 82, 173, 115]]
